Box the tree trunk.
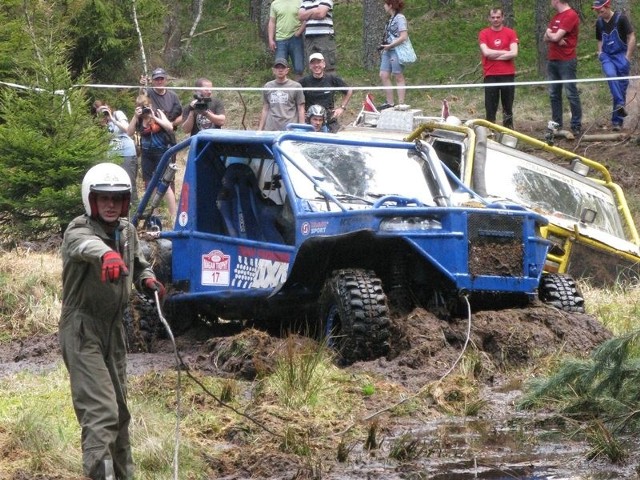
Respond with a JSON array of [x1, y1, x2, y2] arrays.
[[162, 1, 182, 64], [535, 0, 548, 77], [249, 0, 271, 45], [362, 0, 386, 71], [501, 0, 514, 29]]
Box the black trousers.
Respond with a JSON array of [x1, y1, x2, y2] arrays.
[[484, 74, 515, 128]]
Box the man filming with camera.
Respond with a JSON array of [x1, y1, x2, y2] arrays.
[[182, 77, 226, 136]]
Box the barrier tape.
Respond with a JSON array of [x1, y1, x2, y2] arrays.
[[2, 75, 640, 93]]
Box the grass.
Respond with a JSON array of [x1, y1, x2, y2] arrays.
[[0, 250, 61, 342], [583, 280, 640, 336]]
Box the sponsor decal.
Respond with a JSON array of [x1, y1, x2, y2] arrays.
[[301, 220, 329, 235], [202, 250, 230, 286], [233, 247, 290, 289], [178, 211, 188, 227]]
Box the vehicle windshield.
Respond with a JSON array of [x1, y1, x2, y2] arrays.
[[482, 144, 626, 239], [278, 140, 440, 209]]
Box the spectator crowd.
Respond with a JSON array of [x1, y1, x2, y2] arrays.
[[93, 0, 635, 222]]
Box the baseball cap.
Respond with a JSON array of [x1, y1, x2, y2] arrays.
[[592, 0, 610, 9], [151, 68, 167, 79], [273, 58, 289, 68], [309, 52, 325, 63]]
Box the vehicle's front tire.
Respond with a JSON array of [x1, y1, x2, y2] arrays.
[[318, 269, 391, 364], [539, 273, 586, 313]]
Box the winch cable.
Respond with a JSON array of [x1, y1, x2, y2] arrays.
[[151, 292, 283, 475], [154, 290, 181, 480], [335, 294, 473, 436]]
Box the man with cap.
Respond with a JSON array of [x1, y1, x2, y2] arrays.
[[143, 68, 183, 132], [299, 52, 352, 133], [258, 57, 306, 131], [299, 0, 337, 73], [268, 0, 306, 79], [593, 0, 635, 131]]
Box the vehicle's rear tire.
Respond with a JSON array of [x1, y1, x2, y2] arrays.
[[539, 273, 585, 313], [124, 292, 159, 353], [318, 269, 391, 364]]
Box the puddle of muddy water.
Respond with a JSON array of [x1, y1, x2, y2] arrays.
[[329, 394, 639, 480]]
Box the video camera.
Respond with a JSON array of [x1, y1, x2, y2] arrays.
[[193, 94, 211, 111]]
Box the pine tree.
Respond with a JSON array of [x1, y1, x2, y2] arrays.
[[0, 3, 109, 245]]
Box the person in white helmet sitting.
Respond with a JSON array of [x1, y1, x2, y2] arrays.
[[306, 104, 329, 132]]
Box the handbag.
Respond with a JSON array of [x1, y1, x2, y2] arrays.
[[395, 37, 416, 65]]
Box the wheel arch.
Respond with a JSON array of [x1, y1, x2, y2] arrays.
[[281, 230, 399, 297]]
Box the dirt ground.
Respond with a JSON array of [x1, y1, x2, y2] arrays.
[[1, 302, 632, 479], [3, 121, 640, 478]]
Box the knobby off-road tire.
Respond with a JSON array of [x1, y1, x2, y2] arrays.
[[124, 292, 159, 353], [318, 269, 391, 364], [539, 273, 586, 313], [124, 289, 199, 353]]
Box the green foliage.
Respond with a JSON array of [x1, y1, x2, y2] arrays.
[[361, 383, 375, 396], [0, 0, 33, 83], [0, 4, 108, 244], [67, 0, 138, 83], [519, 329, 640, 434]]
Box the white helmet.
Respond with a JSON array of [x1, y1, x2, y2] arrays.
[[81, 163, 131, 218], [306, 104, 327, 122]]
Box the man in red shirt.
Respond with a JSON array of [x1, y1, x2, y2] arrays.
[[544, 0, 583, 136], [479, 8, 519, 129]]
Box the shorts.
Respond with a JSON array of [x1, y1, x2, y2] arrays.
[[141, 149, 165, 183], [379, 49, 404, 75]]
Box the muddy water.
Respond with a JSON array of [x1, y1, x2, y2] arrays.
[[327, 388, 639, 479]]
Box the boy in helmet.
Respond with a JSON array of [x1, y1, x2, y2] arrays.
[[59, 163, 165, 480], [306, 104, 329, 132]]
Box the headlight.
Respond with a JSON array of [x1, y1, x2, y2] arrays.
[[380, 217, 442, 232]]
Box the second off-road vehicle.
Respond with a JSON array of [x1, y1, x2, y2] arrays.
[[349, 106, 640, 309]]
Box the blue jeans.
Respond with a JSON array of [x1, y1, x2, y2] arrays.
[[275, 35, 304, 76], [548, 58, 582, 132]]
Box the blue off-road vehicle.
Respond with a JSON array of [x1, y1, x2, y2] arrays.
[[131, 127, 550, 363]]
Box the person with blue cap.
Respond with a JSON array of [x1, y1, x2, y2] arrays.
[[593, 0, 635, 132]]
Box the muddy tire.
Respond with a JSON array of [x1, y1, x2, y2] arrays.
[[539, 273, 585, 313], [318, 269, 391, 364], [124, 292, 160, 353]]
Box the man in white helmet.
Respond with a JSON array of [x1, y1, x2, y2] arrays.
[[306, 104, 329, 132], [59, 163, 164, 480]]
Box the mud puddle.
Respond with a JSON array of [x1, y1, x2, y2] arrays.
[[326, 398, 639, 480]]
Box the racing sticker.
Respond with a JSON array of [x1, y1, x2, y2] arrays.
[[202, 250, 230, 286], [301, 220, 329, 235], [232, 246, 290, 289]]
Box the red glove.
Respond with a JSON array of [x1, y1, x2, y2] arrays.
[[101, 251, 129, 283], [144, 278, 166, 301]]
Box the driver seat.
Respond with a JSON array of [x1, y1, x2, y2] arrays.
[[216, 163, 283, 243]]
